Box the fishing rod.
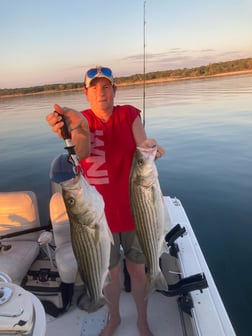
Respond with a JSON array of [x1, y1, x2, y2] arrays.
[[58, 113, 82, 175], [0, 222, 52, 241], [143, 0, 146, 128]]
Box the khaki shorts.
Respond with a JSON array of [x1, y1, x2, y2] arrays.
[[109, 231, 146, 269]]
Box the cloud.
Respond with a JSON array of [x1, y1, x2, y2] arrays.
[[118, 48, 250, 75]]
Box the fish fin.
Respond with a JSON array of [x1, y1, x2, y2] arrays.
[[102, 270, 111, 289], [154, 271, 168, 291], [94, 225, 100, 245], [146, 271, 168, 295], [106, 225, 114, 245], [163, 201, 172, 233]]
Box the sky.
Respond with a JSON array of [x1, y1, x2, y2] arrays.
[[1, 0, 252, 89]]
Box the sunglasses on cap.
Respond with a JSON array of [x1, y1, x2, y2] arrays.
[[84, 66, 114, 88]]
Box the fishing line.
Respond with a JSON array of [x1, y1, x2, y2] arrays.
[[143, 0, 146, 128]]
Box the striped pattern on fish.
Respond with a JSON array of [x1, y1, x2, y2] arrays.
[[130, 139, 171, 293], [61, 173, 113, 312]]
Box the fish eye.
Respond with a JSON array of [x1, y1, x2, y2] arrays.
[[137, 159, 144, 166], [67, 197, 75, 206]]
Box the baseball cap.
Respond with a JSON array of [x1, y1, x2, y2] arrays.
[[84, 66, 114, 88]]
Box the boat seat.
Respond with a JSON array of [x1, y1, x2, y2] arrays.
[[0, 191, 40, 285], [49, 192, 78, 284]]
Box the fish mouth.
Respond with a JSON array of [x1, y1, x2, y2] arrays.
[[137, 146, 156, 151], [137, 139, 157, 150], [61, 173, 80, 187]]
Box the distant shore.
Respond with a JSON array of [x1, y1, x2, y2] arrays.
[[1, 69, 252, 99], [117, 69, 252, 87]]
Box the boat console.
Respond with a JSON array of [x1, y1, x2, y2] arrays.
[[0, 277, 46, 335]]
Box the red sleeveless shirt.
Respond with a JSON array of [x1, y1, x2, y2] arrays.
[[79, 105, 140, 233]]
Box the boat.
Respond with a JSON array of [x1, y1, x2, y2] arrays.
[[0, 157, 236, 336]]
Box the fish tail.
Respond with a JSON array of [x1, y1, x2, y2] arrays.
[[154, 271, 168, 291], [89, 297, 107, 313], [146, 271, 168, 295], [77, 293, 107, 313]]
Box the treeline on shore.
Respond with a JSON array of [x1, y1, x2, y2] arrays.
[[1, 57, 252, 97]]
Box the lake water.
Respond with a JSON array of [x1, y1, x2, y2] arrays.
[[1, 74, 252, 335]]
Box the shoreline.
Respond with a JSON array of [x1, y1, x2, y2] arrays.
[[1, 69, 252, 99], [118, 69, 252, 86]]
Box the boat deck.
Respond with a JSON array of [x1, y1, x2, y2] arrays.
[[45, 285, 185, 336]]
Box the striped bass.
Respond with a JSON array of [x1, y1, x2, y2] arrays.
[[130, 139, 171, 293], [61, 173, 113, 312]]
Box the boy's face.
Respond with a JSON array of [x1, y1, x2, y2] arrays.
[[84, 78, 116, 113]]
